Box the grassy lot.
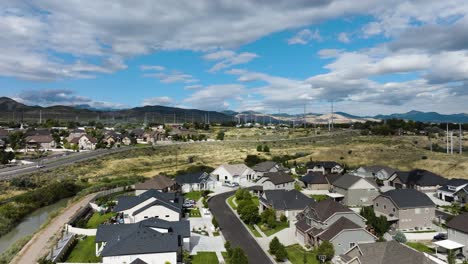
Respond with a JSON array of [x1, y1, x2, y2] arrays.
[[247, 224, 262, 237], [65, 236, 102, 263], [184, 191, 203, 202], [310, 194, 329, 201], [285, 244, 319, 264], [227, 195, 237, 210], [192, 252, 219, 264], [85, 212, 116, 228], [261, 221, 290, 237], [406, 242, 435, 254], [252, 197, 259, 206], [190, 208, 201, 217]]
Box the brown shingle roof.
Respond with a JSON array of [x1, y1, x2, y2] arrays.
[[25, 135, 54, 143], [352, 241, 437, 264], [134, 176, 177, 191], [318, 217, 361, 241], [262, 171, 294, 185], [307, 199, 352, 222]]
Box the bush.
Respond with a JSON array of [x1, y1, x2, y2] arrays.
[[317, 241, 334, 261], [230, 247, 248, 264], [239, 204, 259, 224], [257, 145, 263, 152], [269, 237, 281, 255], [393, 231, 407, 243], [212, 217, 219, 230], [269, 236, 287, 261], [263, 145, 270, 152], [280, 214, 287, 223]]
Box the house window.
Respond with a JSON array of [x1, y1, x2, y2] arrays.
[[350, 242, 356, 248], [393, 208, 396, 212], [384, 205, 386, 209], [144, 216, 148, 219], [376, 203, 379, 207], [165, 215, 170, 217], [225, 176, 228, 180]]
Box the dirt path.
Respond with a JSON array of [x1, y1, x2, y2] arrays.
[[11, 193, 96, 264]]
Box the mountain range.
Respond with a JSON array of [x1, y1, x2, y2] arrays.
[[0, 97, 467, 124]]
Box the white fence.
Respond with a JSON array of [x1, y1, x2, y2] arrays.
[[65, 224, 97, 236]]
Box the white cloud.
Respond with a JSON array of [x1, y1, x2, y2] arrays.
[[337, 32, 350, 43], [140, 65, 165, 71], [142, 96, 174, 106], [184, 85, 203, 90], [287, 29, 322, 45], [184, 84, 245, 110], [145, 71, 198, 84], [203, 50, 258, 72]]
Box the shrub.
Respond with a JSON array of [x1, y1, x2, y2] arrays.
[[393, 231, 407, 243], [280, 214, 287, 223], [269, 237, 281, 255], [257, 145, 263, 152], [263, 145, 270, 152], [317, 241, 334, 261], [230, 247, 248, 264]]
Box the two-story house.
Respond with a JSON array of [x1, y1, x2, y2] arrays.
[[307, 161, 344, 175], [300, 171, 332, 191], [388, 169, 447, 193], [331, 174, 380, 206], [373, 189, 435, 231], [443, 213, 468, 257], [252, 161, 288, 179], [259, 189, 314, 222], [295, 199, 376, 254], [257, 171, 295, 190], [114, 189, 183, 224], [437, 178, 468, 203], [352, 165, 397, 185], [211, 164, 255, 184]]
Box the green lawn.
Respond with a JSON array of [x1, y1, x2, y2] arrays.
[[261, 221, 290, 236], [65, 236, 102, 263], [252, 197, 259, 206], [310, 194, 329, 202], [406, 242, 435, 254], [227, 195, 237, 209], [213, 231, 220, 236], [247, 224, 262, 237], [184, 191, 203, 201], [192, 252, 219, 264], [190, 208, 201, 217], [221, 252, 230, 264], [86, 212, 116, 228], [285, 244, 319, 264]]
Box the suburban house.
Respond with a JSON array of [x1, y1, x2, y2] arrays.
[[388, 169, 448, 192], [252, 161, 288, 179], [122, 136, 132, 146], [25, 135, 56, 150], [373, 189, 435, 231], [257, 171, 295, 190], [130, 128, 147, 144], [67, 128, 86, 141], [95, 217, 190, 264], [134, 175, 179, 195], [300, 171, 331, 190], [437, 178, 468, 203], [295, 199, 375, 255], [331, 174, 380, 206], [114, 189, 183, 224], [307, 161, 344, 175], [444, 213, 468, 257], [70, 134, 98, 150], [259, 189, 314, 221], [337, 241, 438, 264], [175, 172, 216, 193], [211, 164, 255, 184], [352, 165, 397, 182]]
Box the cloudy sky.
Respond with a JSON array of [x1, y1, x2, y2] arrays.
[[2, 0, 468, 115]]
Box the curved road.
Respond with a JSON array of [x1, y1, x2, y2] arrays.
[[209, 191, 273, 264]]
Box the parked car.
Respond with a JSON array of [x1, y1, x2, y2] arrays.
[[223, 181, 239, 187], [183, 201, 195, 208], [433, 233, 447, 241]]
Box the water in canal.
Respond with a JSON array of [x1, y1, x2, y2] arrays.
[[0, 198, 71, 254]]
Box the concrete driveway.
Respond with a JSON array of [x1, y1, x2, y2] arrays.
[[190, 234, 225, 254]]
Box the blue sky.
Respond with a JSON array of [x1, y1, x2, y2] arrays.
[[1, 1, 468, 115]]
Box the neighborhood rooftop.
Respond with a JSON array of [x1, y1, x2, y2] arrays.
[[134, 175, 176, 190], [261, 171, 294, 185], [332, 174, 378, 189], [261, 189, 314, 210], [446, 213, 468, 234], [378, 189, 435, 209]]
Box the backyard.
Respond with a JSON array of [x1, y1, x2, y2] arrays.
[[406, 242, 435, 254], [285, 244, 319, 264], [192, 252, 219, 264], [85, 212, 116, 228], [64, 236, 102, 263]]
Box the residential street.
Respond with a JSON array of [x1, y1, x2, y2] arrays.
[[208, 191, 273, 264]]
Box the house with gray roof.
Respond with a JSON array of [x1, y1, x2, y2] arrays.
[[259, 189, 314, 221], [295, 199, 374, 254], [388, 169, 448, 193], [436, 178, 468, 203], [307, 161, 344, 175], [337, 241, 438, 264], [352, 165, 397, 184], [257, 171, 295, 190], [331, 174, 380, 206], [114, 189, 183, 224], [175, 171, 216, 193], [211, 163, 254, 184], [252, 161, 288, 179], [300, 171, 331, 191], [373, 189, 435, 231], [444, 213, 468, 257], [96, 217, 190, 264], [134, 175, 179, 195]]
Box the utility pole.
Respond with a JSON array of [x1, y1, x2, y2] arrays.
[[460, 123, 463, 155], [173, 112, 176, 124], [447, 123, 449, 154], [39, 110, 42, 124], [451, 131, 454, 155]]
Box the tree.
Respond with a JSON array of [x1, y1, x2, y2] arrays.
[[261, 208, 277, 228], [393, 231, 407, 243], [263, 145, 270, 152], [317, 241, 334, 261], [182, 250, 191, 264], [257, 145, 263, 152], [374, 215, 391, 237], [275, 244, 288, 261], [239, 204, 259, 224], [230, 247, 248, 264], [8, 131, 25, 150], [216, 131, 225, 140], [244, 155, 266, 167], [225, 241, 232, 258], [269, 236, 281, 255], [212, 216, 219, 230]]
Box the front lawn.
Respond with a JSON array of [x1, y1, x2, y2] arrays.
[[184, 191, 203, 202], [285, 244, 319, 264], [227, 195, 237, 209], [189, 208, 201, 217], [86, 212, 116, 228], [247, 224, 262, 237], [192, 252, 219, 264], [261, 221, 290, 236], [65, 236, 102, 263], [406, 242, 435, 254]]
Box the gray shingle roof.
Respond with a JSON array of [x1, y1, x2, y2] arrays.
[[447, 212, 468, 234], [114, 189, 181, 212], [261, 171, 294, 185], [379, 189, 435, 209], [301, 172, 328, 185], [396, 169, 447, 187], [305, 199, 353, 222], [252, 161, 280, 172], [307, 161, 341, 169], [332, 174, 378, 190], [134, 176, 177, 190], [217, 164, 252, 176], [262, 190, 314, 210], [352, 241, 437, 264], [318, 217, 361, 241], [175, 172, 212, 184], [361, 165, 397, 175], [96, 218, 190, 257]]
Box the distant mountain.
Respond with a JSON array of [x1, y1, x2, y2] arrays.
[[374, 111, 468, 123], [0, 97, 30, 111]]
